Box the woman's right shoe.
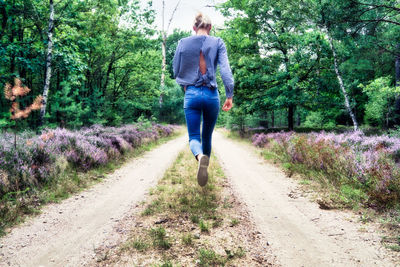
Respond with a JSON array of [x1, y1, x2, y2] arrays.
[[197, 154, 209, 187]]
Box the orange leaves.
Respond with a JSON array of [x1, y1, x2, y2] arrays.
[[4, 83, 13, 100], [31, 95, 43, 110], [40, 131, 55, 142], [12, 77, 31, 97], [4, 78, 43, 120]]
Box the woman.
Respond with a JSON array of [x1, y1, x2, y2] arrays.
[[173, 13, 234, 187]]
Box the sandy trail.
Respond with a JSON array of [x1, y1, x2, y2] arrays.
[[0, 135, 186, 267], [213, 131, 398, 267]]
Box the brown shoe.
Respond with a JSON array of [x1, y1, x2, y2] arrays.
[[197, 154, 209, 187]]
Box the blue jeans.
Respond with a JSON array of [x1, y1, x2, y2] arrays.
[[184, 85, 220, 158]]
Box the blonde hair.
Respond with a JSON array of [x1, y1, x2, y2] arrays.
[[193, 12, 212, 29]]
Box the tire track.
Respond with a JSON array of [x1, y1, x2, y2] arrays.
[[0, 135, 186, 267]]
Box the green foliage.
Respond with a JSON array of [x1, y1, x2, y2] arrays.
[[198, 249, 226, 266], [153, 84, 185, 124], [360, 77, 399, 127], [218, 0, 400, 131], [303, 111, 325, 128], [304, 111, 336, 128], [388, 126, 400, 138], [0, 0, 183, 131], [48, 82, 86, 129], [340, 184, 368, 206], [1, 0, 399, 131]]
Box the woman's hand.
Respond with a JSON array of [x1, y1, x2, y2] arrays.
[[222, 97, 233, 111]]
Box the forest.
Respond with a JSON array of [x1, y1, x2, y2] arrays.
[[217, 0, 400, 133], [0, 0, 186, 131], [0, 0, 399, 133]]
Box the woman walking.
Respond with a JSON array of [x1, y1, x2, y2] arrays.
[[173, 13, 234, 186]]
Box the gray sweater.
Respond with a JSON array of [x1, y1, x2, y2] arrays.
[[173, 35, 234, 98]]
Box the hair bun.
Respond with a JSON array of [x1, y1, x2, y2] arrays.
[[194, 12, 211, 29]]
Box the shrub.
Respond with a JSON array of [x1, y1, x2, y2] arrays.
[[0, 123, 177, 196], [252, 130, 400, 206]]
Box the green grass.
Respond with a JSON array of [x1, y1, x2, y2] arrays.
[[258, 148, 362, 209], [386, 244, 400, 252], [199, 220, 209, 232], [382, 235, 400, 252], [142, 206, 155, 216], [159, 261, 174, 267], [230, 218, 239, 227], [190, 215, 200, 224], [181, 233, 193, 245], [132, 238, 150, 251], [197, 246, 246, 266], [339, 184, 368, 207], [225, 247, 246, 259], [122, 237, 150, 252], [198, 248, 226, 266], [0, 131, 182, 237], [150, 226, 172, 249]]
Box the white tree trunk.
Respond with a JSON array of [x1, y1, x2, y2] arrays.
[[40, 0, 54, 125], [327, 30, 359, 131], [159, 36, 166, 107], [161, 36, 166, 88], [159, 0, 166, 107]]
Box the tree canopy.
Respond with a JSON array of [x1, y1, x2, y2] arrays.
[[1, 0, 399, 132]]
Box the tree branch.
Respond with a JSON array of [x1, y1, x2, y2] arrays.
[[166, 0, 181, 34], [355, 1, 400, 13], [348, 18, 400, 26]]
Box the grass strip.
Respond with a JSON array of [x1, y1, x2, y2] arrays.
[[95, 148, 274, 266]]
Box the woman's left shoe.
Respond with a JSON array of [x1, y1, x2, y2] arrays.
[[197, 154, 209, 187]]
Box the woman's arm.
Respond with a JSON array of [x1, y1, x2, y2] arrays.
[[222, 97, 233, 111], [217, 38, 234, 99]]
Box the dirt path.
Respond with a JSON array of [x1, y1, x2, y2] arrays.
[[0, 135, 186, 267], [213, 131, 399, 267]]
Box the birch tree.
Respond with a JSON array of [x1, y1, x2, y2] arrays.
[[39, 0, 54, 126], [325, 28, 359, 131]]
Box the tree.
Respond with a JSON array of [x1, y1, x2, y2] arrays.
[[39, 0, 54, 126], [221, 0, 323, 130], [361, 76, 399, 127], [325, 27, 359, 130], [0, 0, 178, 130]]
